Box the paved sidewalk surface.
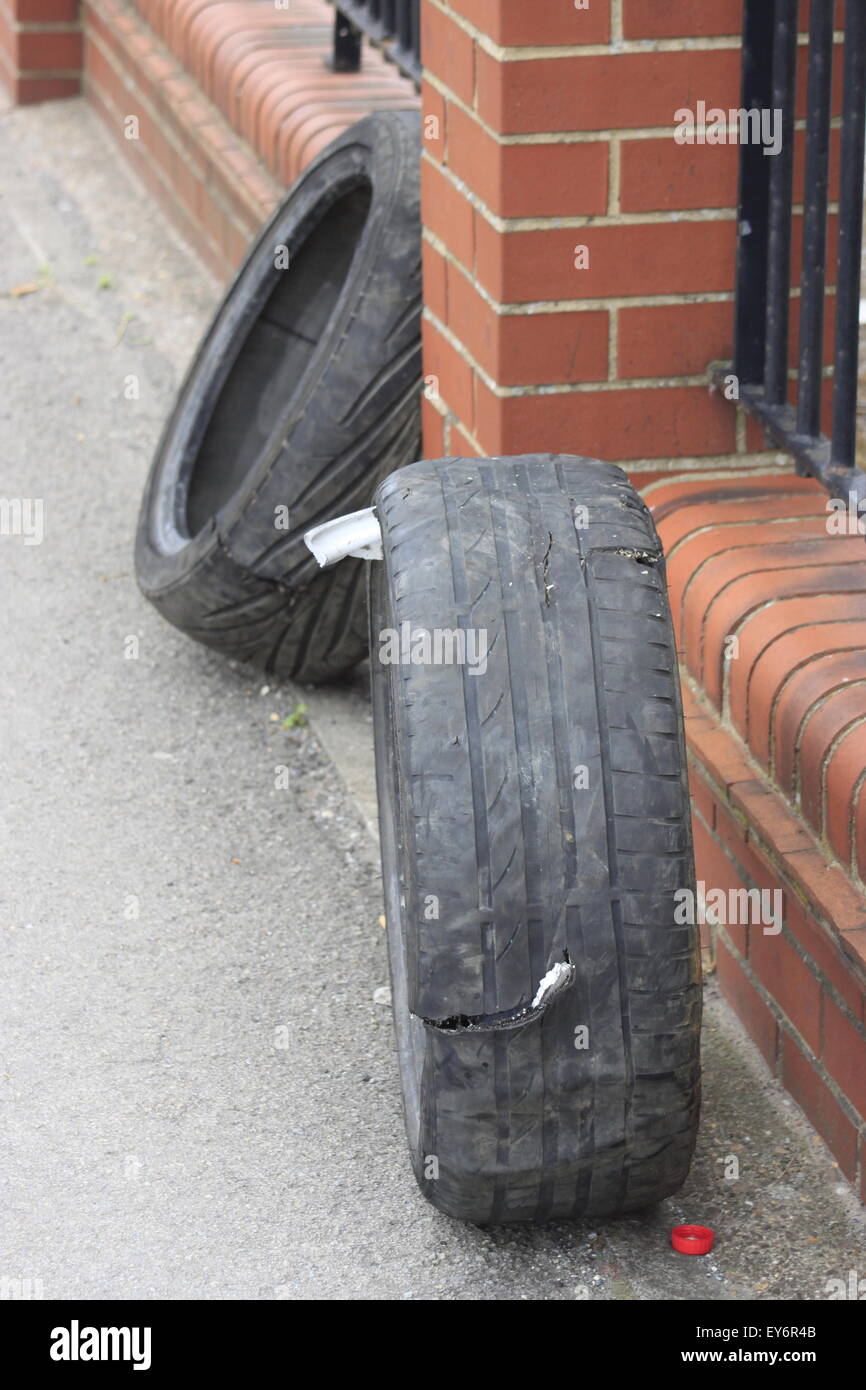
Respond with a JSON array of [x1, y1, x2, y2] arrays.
[[1, 98, 864, 1302]]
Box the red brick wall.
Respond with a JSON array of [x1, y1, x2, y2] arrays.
[[418, 0, 836, 471], [683, 681, 866, 1201], [0, 0, 81, 102]]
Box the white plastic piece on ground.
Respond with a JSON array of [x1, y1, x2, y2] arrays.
[[303, 507, 383, 567], [531, 959, 574, 1009]]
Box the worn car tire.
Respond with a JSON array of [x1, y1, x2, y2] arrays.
[[370, 454, 701, 1224], [135, 110, 421, 684]]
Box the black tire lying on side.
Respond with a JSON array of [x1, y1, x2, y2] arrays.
[[370, 454, 701, 1224], [135, 110, 421, 684]]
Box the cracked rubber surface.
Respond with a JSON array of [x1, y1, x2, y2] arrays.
[[370, 455, 701, 1225], [135, 110, 422, 684]]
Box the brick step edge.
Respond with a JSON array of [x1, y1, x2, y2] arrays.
[[83, 0, 283, 279]]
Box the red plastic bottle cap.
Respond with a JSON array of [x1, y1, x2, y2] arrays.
[[671, 1224, 714, 1255]]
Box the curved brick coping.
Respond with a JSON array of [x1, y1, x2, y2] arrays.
[[128, 0, 417, 187], [647, 470, 866, 879]]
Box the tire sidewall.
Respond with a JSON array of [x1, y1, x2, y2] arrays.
[[135, 110, 420, 600]]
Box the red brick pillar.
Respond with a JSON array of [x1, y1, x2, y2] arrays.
[[0, 0, 82, 101], [419, 0, 753, 474], [0, 0, 82, 103]]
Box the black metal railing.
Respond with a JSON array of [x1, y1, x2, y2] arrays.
[[328, 1, 421, 85], [717, 0, 866, 503]]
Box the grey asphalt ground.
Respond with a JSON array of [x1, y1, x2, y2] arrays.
[[1, 97, 865, 1302]]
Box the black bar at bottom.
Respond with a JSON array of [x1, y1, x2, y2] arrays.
[[763, 0, 799, 406], [796, 0, 834, 441], [710, 364, 866, 507], [733, 0, 776, 387]]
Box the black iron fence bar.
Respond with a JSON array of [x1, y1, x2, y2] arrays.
[[391, 0, 419, 78], [331, 11, 362, 72], [797, 0, 834, 440], [763, 0, 798, 407], [733, 0, 775, 387], [328, 0, 421, 85], [720, 0, 866, 504], [830, 0, 866, 475]]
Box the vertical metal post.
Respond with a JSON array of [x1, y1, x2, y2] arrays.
[[763, 0, 799, 406], [796, 0, 834, 440], [830, 0, 866, 472], [733, 0, 777, 387]]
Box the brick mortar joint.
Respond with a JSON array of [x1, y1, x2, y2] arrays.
[[433, 1, 842, 59], [640, 466, 804, 497], [623, 455, 787, 472], [422, 152, 742, 232], [7, 20, 82, 32], [424, 306, 729, 398], [684, 666, 866, 899], [422, 69, 839, 143], [423, 71, 732, 145], [431, 150, 830, 227], [5, 64, 81, 75], [422, 386, 483, 456], [424, 231, 736, 314]]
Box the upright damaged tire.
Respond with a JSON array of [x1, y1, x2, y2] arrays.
[[370, 455, 701, 1224], [135, 110, 421, 684]]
